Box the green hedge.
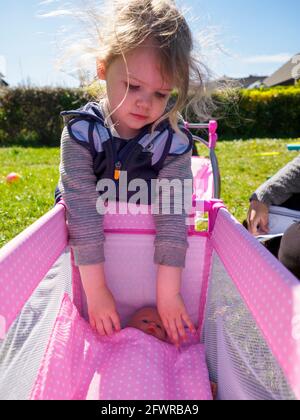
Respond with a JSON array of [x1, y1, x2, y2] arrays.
[[213, 86, 300, 139], [0, 85, 300, 146], [0, 87, 92, 147]]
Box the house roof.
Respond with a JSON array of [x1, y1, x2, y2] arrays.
[[236, 75, 267, 88], [264, 53, 300, 87], [206, 75, 267, 91]]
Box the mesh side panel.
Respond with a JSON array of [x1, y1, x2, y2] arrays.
[[0, 249, 72, 400], [203, 252, 296, 400]]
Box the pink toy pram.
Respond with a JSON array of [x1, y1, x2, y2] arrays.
[[0, 122, 300, 401]]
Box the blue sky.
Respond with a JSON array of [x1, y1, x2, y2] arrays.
[[0, 0, 299, 87]]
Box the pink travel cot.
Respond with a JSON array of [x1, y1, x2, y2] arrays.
[[0, 122, 300, 400]]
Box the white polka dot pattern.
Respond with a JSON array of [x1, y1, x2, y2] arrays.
[[211, 208, 300, 400], [30, 295, 212, 400], [0, 205, 68, 337]]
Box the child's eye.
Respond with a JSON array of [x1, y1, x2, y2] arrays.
[[142, 319, 149, 324], [127, 83, 140, 91], [156, 324, 162, 330], [155, 92, 167, 99]]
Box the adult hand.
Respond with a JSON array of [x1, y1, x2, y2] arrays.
[[247, 200, 269, 236]]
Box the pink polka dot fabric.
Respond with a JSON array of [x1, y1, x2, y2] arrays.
[[0, 204, 68, 338], [30, 295, 212, 400]]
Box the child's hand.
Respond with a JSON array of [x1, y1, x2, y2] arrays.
[[156, 265, 196, 347], [157, 291, 196, 347], [86, 284, 121, 336], [79, 264, 121, 337]]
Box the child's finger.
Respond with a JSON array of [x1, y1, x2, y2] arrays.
[[182, 313, 196, 334], [162, 318, 172, 342], [163, 319, 179, 347], [89, 316, 96, 331], [168, 319, 179, 346], [95, 319, 106, 336], [175, 317, 187, 341], [163, 318, 176, 345], [111, 312, 122, 332], [102, 317, 114, 336]]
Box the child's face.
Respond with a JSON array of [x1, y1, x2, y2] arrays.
[[103, 43, 174, 139], [127, 307, 167, 342]]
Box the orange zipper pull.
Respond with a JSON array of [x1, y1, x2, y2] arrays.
[[114, 161, 122, 181]]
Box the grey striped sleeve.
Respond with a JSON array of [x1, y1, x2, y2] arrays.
[[250, 154, 300, 206], [58, 128, 105, 266], [153, 150, 193, 268]]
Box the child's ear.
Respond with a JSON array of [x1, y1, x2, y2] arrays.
[[96, 59, 106, 80]]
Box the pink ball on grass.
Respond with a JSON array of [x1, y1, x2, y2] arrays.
[[6, 173, 22, 183]]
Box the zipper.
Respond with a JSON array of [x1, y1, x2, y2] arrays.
[[114, 161, 122, 181], [116, 125, 152, 172], [111, 125, 164, 181]]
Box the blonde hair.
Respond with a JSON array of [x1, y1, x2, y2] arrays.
[[86, 0, 212, 132], [51, 0, 214, 131]]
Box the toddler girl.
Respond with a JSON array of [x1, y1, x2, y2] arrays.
[[57, 0, 208, 347]]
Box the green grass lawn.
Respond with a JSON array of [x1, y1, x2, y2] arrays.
[[0, 138, 299, 248], [0, 147, 60, 248]]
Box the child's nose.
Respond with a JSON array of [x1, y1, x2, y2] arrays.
[[137, 93, 152, 109]]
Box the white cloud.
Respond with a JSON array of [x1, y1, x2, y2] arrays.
[[242, 53, 292, 64], [36, 9, 73, 18], [38, 0, 60, 5]]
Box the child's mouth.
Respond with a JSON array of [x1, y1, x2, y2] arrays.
[[131, 113, 148, 120]]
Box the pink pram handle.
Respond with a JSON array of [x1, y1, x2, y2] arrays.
[[184, 120, 220, 199]]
